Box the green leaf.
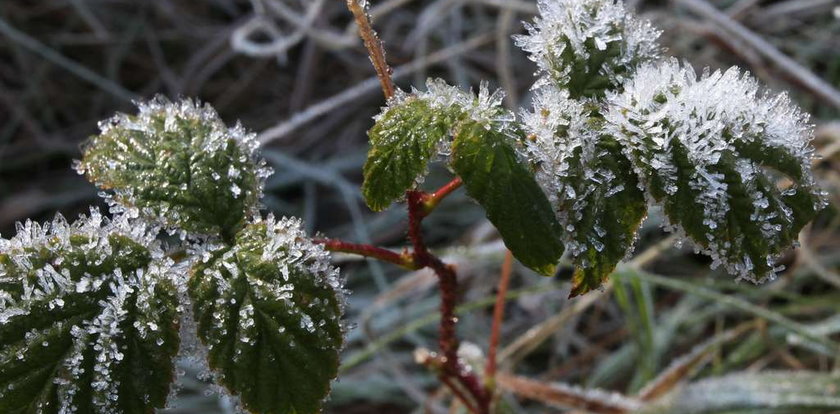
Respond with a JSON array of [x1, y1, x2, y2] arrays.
[[77, 97, 272, 240], [189, 216, 344, 414], [363, 98, 462, 211], [608, 60, 826, 283], [451, 121, 565, 276], [0, 211, 180, 414], [521, 89, 646, 295], [567, 138, 647, 297], [513, 0, 661, 98]]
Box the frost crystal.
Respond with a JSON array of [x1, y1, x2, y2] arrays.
[[380, 78, 516, 157], [76, 96, 273, 239], [514, 0, 661, 97], [606, 58, 827, 282], [522, 87, 647, 291], [522, 87, 596, 256], [188, 215, 345, 413], [0, 209, 180, 412]]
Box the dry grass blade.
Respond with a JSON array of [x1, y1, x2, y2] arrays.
[[674, 0, 840, 110], [497, 373, 643, 414], [637, 321, 756, 401]]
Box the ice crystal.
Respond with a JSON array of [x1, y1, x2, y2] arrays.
[[0, 209, 180, 413], [521, 86, 647, 291], [514, 0, 661, 98], [380, 78, 517, 157], [606, 58, 827, 282], [522, 87, 596, 256], [188, 214, 345, 413], [76, 96, 273, 239]]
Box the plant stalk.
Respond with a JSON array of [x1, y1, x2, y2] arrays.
[[345, 0, 395, 99], [315, 238, 418, 270], [484, 249, 513, 394], [407, 190, 490, 413]]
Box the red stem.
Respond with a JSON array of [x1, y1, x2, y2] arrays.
[[485, 250, 513, 393], [407, 191, 490, 413], [315, 185, 484, 410], [421, 177, 464, 216], [315, 238, 418, 270]]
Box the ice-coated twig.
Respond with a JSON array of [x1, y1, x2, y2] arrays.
[[0, 17, 136, 102], [346, 0, 396, 99], [496, 373, 643, 414], [675, 0, 840, 110], [257, 33, 493, 144]]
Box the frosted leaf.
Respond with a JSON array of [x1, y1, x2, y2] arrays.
[[363, 78, 515, 211], [522, 87, 646, 295], [188, 214, 345, 414], [606, 58, 827, 283], [0, 209, 180, 413], [514, 0, 662, 98], [76, 96, 273, 240]]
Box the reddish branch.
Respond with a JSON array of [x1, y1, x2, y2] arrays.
[[421, 177, 463, 216], [407, 190, 490, 413], [341, 3, 486, 410], [485, 250, 513, 392], [345, 0, 396, 99], [315, 238, 417, 270]]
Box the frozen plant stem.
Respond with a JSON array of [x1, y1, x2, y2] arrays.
[[485, 250, 513, 393], [421, 177, 464, 216], [316, 181, 487, 411], [343, 1, 489, 410], [346, 0, 395, 99], [407, 190, 490, 413], [314, 238, 418, 270]]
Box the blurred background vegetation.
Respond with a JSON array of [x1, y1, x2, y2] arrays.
[[1, 0, 839, 413]]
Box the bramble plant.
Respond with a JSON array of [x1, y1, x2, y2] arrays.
[[0, 0, 828, 413]]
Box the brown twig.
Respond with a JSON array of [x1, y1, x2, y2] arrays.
[[484, 249, 513, 393], [674, 0, 840, 111], [345, 0, 396, 99], [496, 373, 642, 414], [315, 238, 418, 270]]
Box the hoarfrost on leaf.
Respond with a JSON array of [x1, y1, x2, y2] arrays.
[[522, 87, 646, 295], [606, 58, 827, 283], [0, 209, 180, 413], [188, 214, 345, 414], [76, 96, 273, 240], [362, 78, 515, 211], [514, 0, 662, 98]]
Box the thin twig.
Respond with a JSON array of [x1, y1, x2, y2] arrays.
[[421, 177, 464, 216], [0, 17, 136, 102], [257, 33, 493, 144], [484, 250, 513, 392], [314, 238, 418, 270], [637, 321, 756, 401], [346, 0, 396, 99], [407, 190, 490, 413], [496, 373, 643, 414], [673, 0, 840, 110]]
